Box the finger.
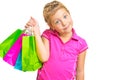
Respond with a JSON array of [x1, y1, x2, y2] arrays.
[[25, 17, 37, 28], [30, 17, 38, 26], [31, 16, 36, 22], [25, 23, 30, 28], [25, 25, 30, 28], [26, 21, 34, 26]]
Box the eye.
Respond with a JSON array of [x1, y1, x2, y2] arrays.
[[63, 15, 67, 19], [55, 20, 60, 24]]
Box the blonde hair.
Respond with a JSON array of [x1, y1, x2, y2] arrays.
[[43, 0, 70, 24]]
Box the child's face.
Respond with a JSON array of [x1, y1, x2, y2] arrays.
[[50, 8, 73, 35]]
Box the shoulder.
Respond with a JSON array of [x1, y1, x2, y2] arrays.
[[72, 28, 87, 45], [78, 36, 88, 53], [77, 36, 87, 45], [42, 29, 54, 40], [73, 29, 88, 53]]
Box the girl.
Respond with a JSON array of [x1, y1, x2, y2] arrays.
[[25, 0, 88, 80]]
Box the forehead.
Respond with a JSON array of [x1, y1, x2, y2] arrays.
[[51, 8, 68, 20]]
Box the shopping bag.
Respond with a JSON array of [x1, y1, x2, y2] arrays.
[[3, 33, 27, 66], [14, 49, 22, 70], [0, 29, 22, 58], [22, 36, 42, 71]]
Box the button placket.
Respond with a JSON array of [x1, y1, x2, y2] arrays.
[[59, 45, 65, 60]]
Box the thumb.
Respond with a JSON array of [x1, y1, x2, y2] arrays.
[[30, 16, 38, 26]]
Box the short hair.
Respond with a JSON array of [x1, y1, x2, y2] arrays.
[[43, 0, 70, 24]]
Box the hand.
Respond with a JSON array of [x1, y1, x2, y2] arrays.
[[25, 17, 40, 35]]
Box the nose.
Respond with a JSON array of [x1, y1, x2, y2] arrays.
[[61, 20, 67, 27]]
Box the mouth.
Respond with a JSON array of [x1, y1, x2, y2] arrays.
[[63, 27, 68, 30], [63, 24, 70, 30]]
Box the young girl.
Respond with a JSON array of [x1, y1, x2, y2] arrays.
[[25, 0, 88, 80]]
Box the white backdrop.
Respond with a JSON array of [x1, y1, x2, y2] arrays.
[[0, 0, 120, 80]]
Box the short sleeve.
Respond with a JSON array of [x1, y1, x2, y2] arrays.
[[78, 37, 88, 54], [41, 29, 51, 40]]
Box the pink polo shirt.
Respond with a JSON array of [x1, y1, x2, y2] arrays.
[[37, 28, 88, 80]]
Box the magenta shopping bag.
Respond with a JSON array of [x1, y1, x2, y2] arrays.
[[3, 33, 27, 66]]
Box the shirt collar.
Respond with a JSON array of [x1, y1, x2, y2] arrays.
[[71, 28, 79, 41]]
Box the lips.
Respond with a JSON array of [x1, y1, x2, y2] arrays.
[[63, 26, 68, 30], [63, 24, 70, 30]]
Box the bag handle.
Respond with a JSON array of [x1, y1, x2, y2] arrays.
[[23, 27, 33, 36]]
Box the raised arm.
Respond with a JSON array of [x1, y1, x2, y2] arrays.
[[25, 17, 49, 62]]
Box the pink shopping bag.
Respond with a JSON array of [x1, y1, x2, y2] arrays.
[[3, 33, 27, 66]]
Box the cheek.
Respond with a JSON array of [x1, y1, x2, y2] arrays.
[[55, 26, 63, 33], [68, 17, 73, 24], [55, 26, 62, 31], [54, 24, 62, 29], [70, 17, 73, 22]]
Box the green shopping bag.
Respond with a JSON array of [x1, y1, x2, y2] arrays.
[[0, 29, 22, 58], [22, 35, 42, 71]]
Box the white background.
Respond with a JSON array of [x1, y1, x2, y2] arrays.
[[0, 0, 120, 80]]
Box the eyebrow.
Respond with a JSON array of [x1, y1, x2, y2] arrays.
[[52, 11, 69, 22]]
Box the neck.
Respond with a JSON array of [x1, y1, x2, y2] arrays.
[[60, 31, 72, 37], [59, 31, 73, 43]]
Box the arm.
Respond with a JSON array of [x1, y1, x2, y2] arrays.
[[25, 17, 49, 62], [34, 34, 49, 62], [76, 50, 87, 80]]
